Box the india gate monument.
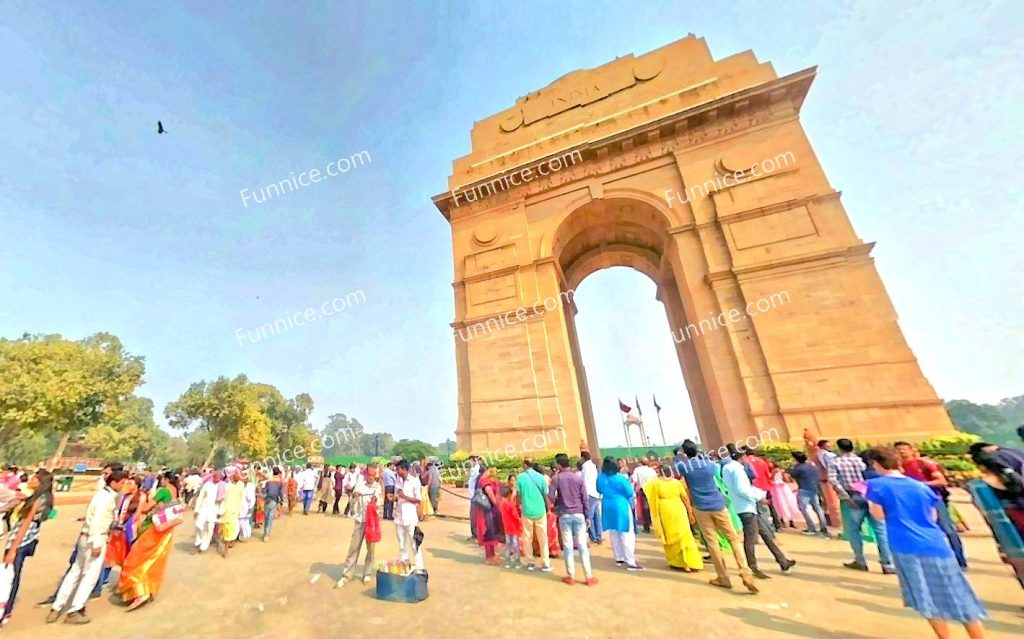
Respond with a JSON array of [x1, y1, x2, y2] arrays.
[[432, 35, 955, 456]]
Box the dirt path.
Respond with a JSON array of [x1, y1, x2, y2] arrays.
[[5, 502, 1022, 638]]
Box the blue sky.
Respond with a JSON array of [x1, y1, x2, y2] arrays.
[[1, 1, 1020, 448]]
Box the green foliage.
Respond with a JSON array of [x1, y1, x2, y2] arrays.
[[436, 438, 456, 455], [0, 332, 145, 452], [757, 442, 800, 467], [84, 396, 171, 465], [319, 414, 394, 457], [916, 432, 981, 457], [936, 457, 976, 472], [449, 451, 470, 464], [391, 439, 437, 461], [165, 375, 297, 463], [947, 396, 1024, 447], [0, 429, 52, 466]]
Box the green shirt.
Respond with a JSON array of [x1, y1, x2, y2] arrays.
[[139, 487, 173, 535], [516, 470, 547, 519]]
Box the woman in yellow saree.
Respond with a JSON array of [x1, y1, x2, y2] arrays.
[[118, 472, 179, 612], [219, 471, 245, 557], [644, 465, 704, 572]]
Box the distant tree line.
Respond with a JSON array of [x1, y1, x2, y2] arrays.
[[0, 332, 448, 469]]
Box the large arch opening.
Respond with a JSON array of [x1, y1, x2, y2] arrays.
[[571, 267, 700, 450], [550, 197, 719, 454]]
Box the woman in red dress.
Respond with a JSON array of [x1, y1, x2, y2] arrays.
[[472, 464, 504, 564]]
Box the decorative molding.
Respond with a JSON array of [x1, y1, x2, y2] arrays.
[[705, 242, 875, 285], [434, 68, 818, 220]]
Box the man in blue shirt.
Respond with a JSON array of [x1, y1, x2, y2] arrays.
[[676, 440, 758, 594], [382, 461, 397, 521], [721, 447, 795, 579], [789, 451, 831, 537]]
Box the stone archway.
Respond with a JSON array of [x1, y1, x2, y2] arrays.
[[433, 35, 954, 456]]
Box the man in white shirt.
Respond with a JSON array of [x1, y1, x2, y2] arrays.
[[192, 470, 221, 554], [631, 455, 659, 533], [299, 463, 318, 515], [394, 460, 423, 569], [48, 470, 128, 625], [580, 451, 602, 544], [342, 464, 360, 518]]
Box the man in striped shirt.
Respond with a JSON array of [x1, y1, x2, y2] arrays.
[[828, 438, 895, 574]]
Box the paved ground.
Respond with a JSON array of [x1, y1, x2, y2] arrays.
[[7, 496, 1023, 639]]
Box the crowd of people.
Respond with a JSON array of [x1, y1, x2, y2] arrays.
[[464, 432, 1024, 639], [0, 455, 440, 627], [1, 429, 1022, 637]]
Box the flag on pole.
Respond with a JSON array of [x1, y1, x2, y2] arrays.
[[635, 395, 642, 416], [618, 399, 632, 414], [653, 394, 661, 412]]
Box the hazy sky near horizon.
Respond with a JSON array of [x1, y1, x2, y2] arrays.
[[1, 1, 1021, 448]]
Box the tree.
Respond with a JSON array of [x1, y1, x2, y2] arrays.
[[84, 396, 167, 465], [360, 432, 395, 457], [183, 429, 229, 468], [0, 429, 51, 466], [0, 332, 145, 468], [436, 438, 456, 456], [322, 413, 362, 456], [165, 375, 275, 466], [391, 439, 437, 461], [254, 386, 316, 457], [947, 396, 1024, 447]]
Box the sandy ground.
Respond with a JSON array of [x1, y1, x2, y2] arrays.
[[5, 494, 1023, 639]]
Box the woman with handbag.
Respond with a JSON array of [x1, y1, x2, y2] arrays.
[[1, 469, 52, 627], [336, 465, 384, 587], [118, 472, 181, 612], [473, 464, 504, 564]]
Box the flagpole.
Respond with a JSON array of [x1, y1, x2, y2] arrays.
[[654, 394, 667, 446], [634, 395, 648, 449], [619, 402, 633, 459]]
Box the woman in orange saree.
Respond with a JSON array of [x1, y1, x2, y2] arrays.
[[118, 472, 179, 612]]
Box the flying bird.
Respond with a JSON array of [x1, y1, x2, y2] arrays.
[[157, 121, 165, 134]]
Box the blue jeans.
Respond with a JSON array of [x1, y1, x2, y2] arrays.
[[586, 496, 602, 543], [559, 513, 592, 578], [846, 496, 892, 567], [935, 501, 967, 567], [504, 534, 521, 564], [797, 488, 829, 532], [263, 499, 278, 538], [301, 490, 314, 513], [5, 540, 37, 620], [90, 565, 112, 597]]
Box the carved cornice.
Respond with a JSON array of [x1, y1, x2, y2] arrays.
[[705, 242, 875, 286], [433, 67, 817, 222], [715, 191, 839, 225]]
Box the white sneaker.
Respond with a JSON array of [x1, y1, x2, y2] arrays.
[[362, 575, 372, 585], [335, 577, 348, 589]]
